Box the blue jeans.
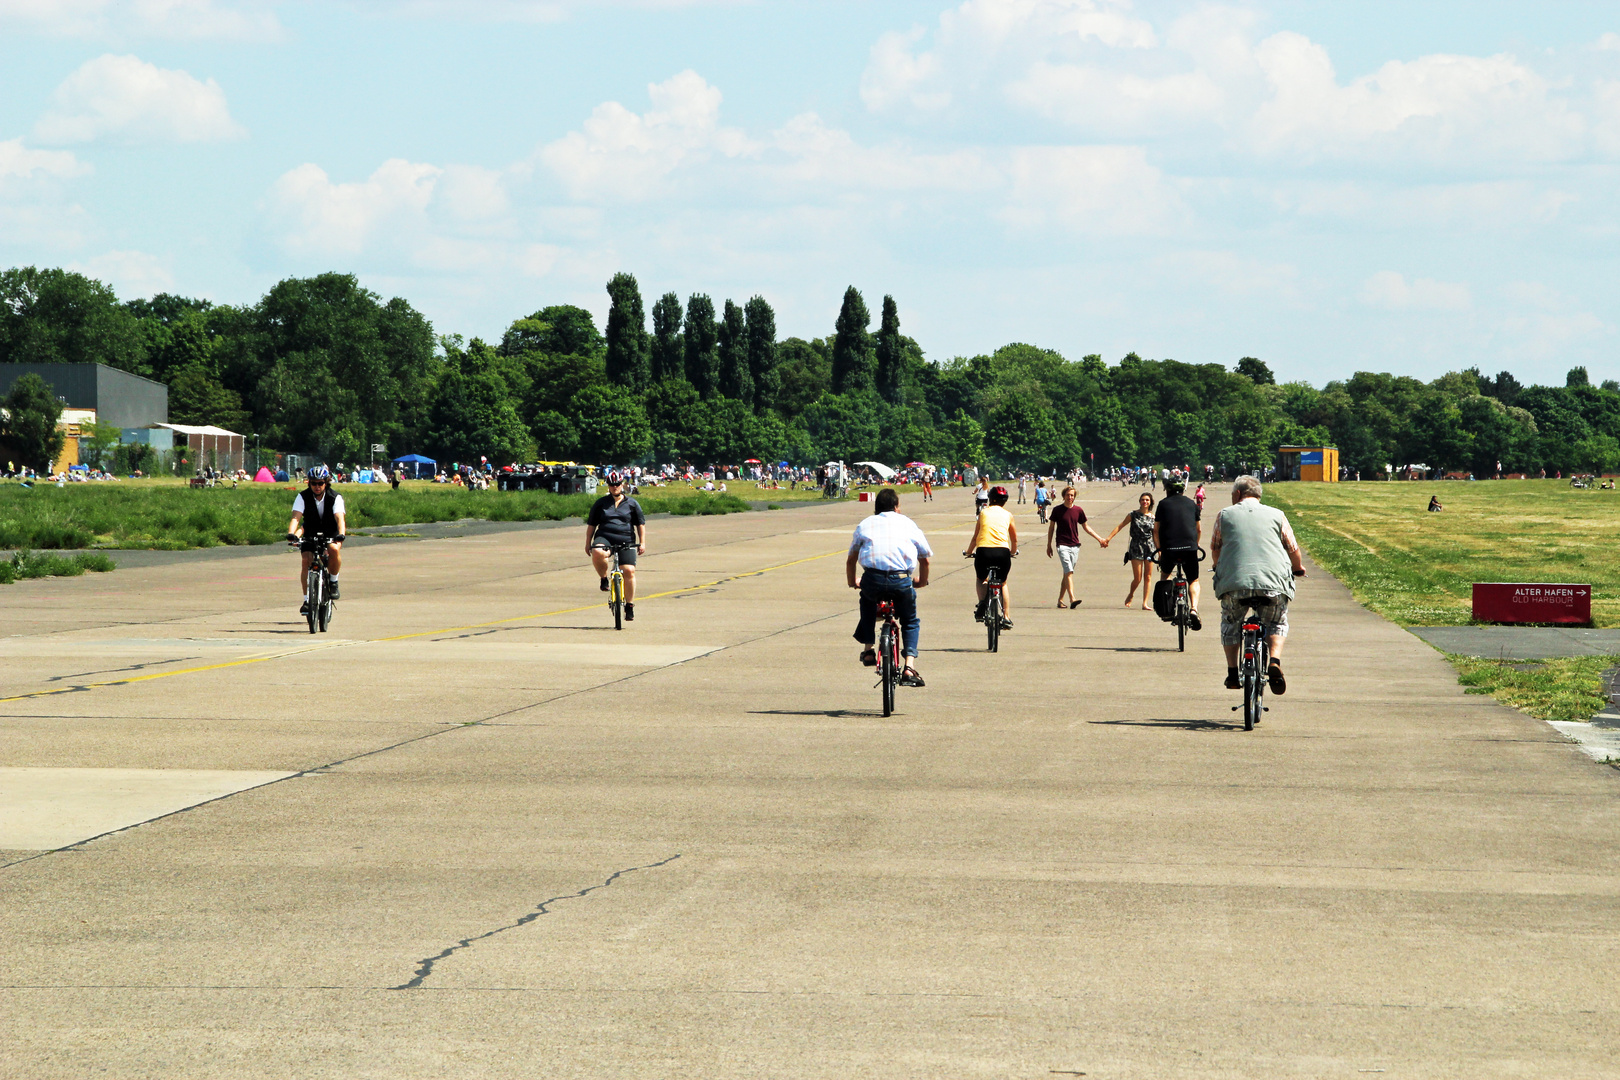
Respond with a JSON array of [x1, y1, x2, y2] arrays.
[[854, 569, 920, 658]]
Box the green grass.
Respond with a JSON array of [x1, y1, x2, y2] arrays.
[[0, 549, 116, 585], [1447, 654, 1618, 722], [0, 481, 750, 551], [1267, 479, 1620, 628]]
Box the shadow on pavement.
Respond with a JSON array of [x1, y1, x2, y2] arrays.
[[1069, 645, 1177, 653], [750, 709, 886, 718], [1090, 717, 1243, 731]]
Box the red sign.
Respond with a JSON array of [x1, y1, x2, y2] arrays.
[[1472, 583, 1591, 625]]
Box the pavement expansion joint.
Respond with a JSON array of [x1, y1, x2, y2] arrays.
[[392, 854, 682, 990]]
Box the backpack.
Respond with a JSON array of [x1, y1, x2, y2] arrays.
[[1152, 579, 1177, 622]]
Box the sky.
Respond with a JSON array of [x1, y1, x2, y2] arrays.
[[2, 0, 1619, 388]]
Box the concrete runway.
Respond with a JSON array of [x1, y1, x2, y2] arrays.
[[1, 490, 1616, 1078]]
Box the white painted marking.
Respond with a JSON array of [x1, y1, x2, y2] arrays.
[[0, 767, 295, 850]]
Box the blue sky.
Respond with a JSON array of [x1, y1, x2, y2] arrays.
[[2, 1, 1618, 388]]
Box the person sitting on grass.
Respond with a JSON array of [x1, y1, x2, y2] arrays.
[[1427, 495, 1443, 512]]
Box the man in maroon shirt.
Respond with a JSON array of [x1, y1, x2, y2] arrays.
[[1046, 486, 1107, 608]]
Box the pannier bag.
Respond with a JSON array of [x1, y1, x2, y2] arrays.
[[1152, 579, 1177, 622]]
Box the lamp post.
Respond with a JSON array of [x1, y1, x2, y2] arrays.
[[251, 433, 259, 473]]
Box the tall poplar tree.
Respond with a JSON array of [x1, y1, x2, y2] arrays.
[[717, 299, 752, 403], [650, 292, 685, 384], [604, 272, 649, 392], [744, 295, 779, 414], [684, 294, 719, 399], [874, 294, 904, 405], [830, 286, 872, 395]]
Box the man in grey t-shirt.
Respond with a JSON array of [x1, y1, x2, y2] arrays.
[[1209, 475, 1305, 694]]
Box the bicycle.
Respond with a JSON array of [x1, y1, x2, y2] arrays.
[[875, 599, 902, 716], [1229, 597, 1272, 731], [291, 533, 341, 634], [606, 545, 628, 630], [1162, 547, 1206, 653], [966, 556, 1012, 653]]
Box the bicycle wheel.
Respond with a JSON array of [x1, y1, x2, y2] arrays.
[[1176, 599, 1187, 652], [318, 597, 332, 633], [879, 623, 896, 717], [987, 590, 1001, 653], [305, 570, 320, 634], [609, 570, 623, 630]]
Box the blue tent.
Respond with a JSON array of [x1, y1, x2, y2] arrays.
[[392, 453, 437, 479]]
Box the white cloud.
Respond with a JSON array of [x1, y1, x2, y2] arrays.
[[347, 0, 739, 19], [0, 138, 91, 182], [538, 70, 754, 201], [861, 0, 1156, 116], [1250, 34, 1584, 164], [0, 0, 281, 40], [268, 159, 444, 256], [67, 249, 173, 296], [1360, 271, 1472, 312], [35, 54, 244, 144], [1001, 145, 1181, 234], [766, 112, 995, 193]]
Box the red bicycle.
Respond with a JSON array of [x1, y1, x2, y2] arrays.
[[875, 599, 902, 716]]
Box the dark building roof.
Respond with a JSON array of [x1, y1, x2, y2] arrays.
[[0, 363, 168, 429]]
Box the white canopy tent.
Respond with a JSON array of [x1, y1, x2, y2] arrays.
[[854, 460, 896, 480]]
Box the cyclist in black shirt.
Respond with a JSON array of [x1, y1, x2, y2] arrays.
[[585, 471, 647, 620], [1154, 477, 1203, 630]]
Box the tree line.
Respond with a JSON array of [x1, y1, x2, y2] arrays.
[[1, 264, 1618, 477]]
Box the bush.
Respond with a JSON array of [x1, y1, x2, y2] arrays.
[[0, 483, 752, 550]]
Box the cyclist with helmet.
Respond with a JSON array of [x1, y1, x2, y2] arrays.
[[286, 465, 346, 611], [964, 484, 1018, 627], [585, 471, 646, 620], [1153, 475, 1202, 631]]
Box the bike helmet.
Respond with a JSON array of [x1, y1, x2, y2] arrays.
[[989, 485, 1009, 505], [604, 469, 623, 485], [307, 464, 332, 483], [1164, 477, 1185, 495]]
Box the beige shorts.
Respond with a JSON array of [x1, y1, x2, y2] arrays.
[[1056, 545, 1079, 572]]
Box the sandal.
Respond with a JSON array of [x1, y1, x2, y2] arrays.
[[860, 649, 877, 667], [899, 668, 925, 687]]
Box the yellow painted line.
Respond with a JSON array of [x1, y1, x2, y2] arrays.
[[0, 549, 844, 703], [0, 642, 350, 704], [370, 548, 842, 642]]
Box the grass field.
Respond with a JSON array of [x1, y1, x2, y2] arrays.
[[0, 481, 750, 551], [1266, 479, 1620, 628], [1266, 479, 1620, 721]]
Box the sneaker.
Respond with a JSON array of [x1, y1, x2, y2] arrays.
[[999, 617, 1014, 629], [1268, 662, 1286, 696], [600, 576, 610, 592], [1224, 668, 1241, 690], [973, 604, 986, 622], [1188, 610, 1201, 631], [300, 600, 309, 616], [625, 603, 634, 622], [327, 581, 340, 601]]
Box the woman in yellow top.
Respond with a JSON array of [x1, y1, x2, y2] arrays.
[[963, 485, 1018, 627]]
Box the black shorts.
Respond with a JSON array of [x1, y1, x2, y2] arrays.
[[592, 540, 638, 567], [974, 547, 1012, 582], [1158, 547, 1199, 581], [299, 536, 340, 553]]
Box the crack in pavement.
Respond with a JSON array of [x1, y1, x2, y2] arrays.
[[392, 854, 682, 990]]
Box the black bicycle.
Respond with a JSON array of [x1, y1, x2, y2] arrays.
[[966, 554, 1012, 653], [875, 599, 902, 717], [1230, 596, 1271, 731], [291, 532, 341, 634], [1162, 547, 1206, 653]]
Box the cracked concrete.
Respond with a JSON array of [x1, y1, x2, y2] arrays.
[[0, 492, 1617, 1078]]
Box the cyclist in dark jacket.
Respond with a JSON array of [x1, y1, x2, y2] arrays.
[[585, 471, 646, 620]]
